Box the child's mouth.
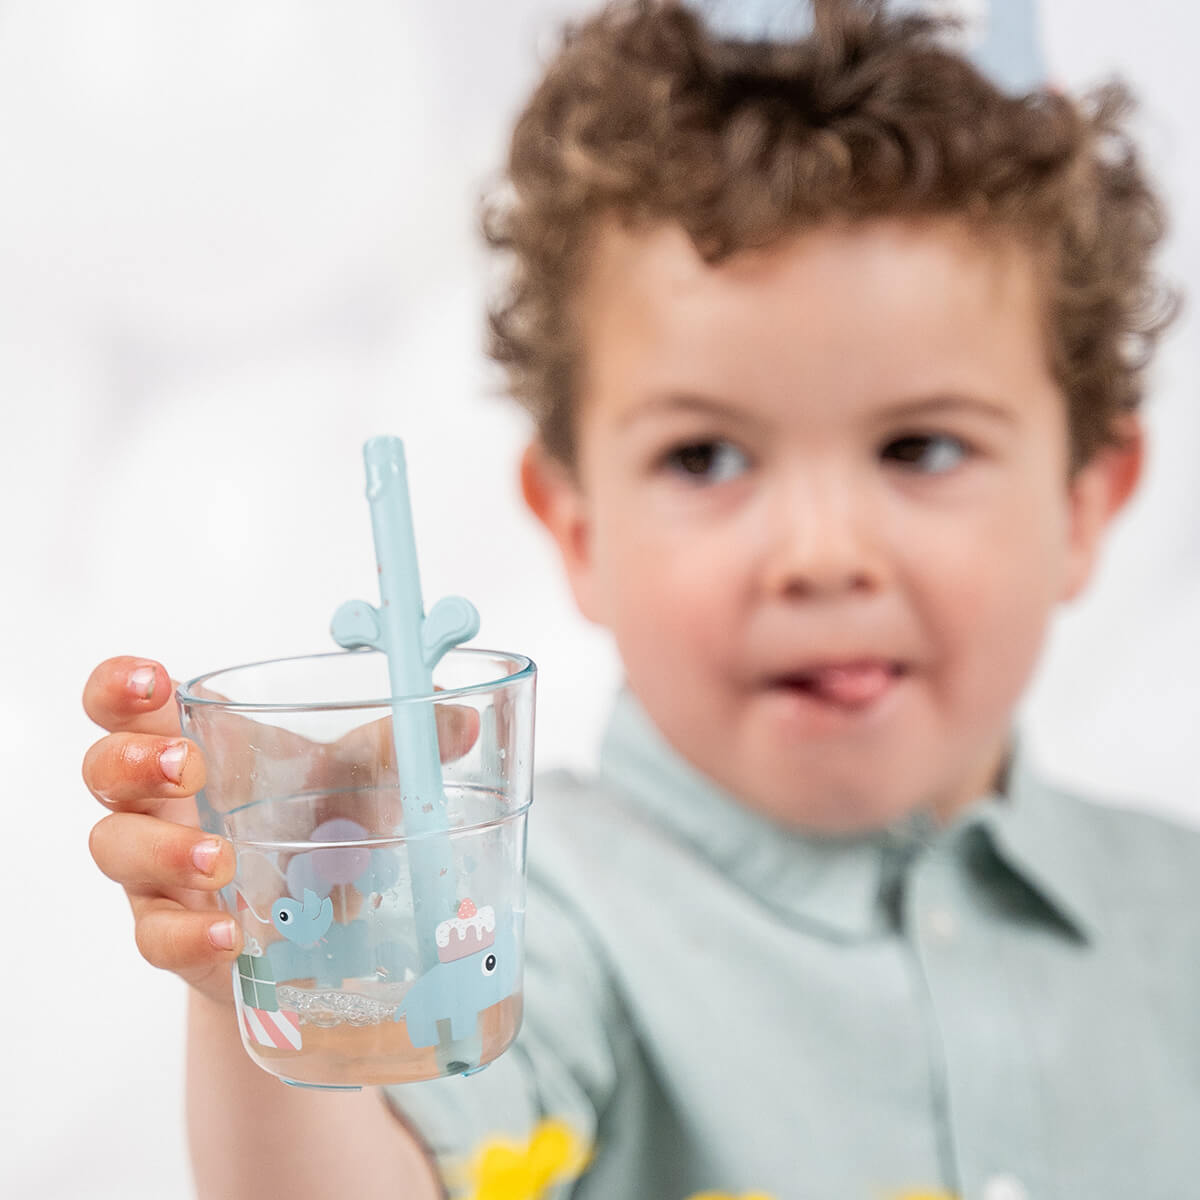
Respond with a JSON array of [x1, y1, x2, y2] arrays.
[[770, 661, 908, 710]]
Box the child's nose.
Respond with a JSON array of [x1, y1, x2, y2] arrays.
[[758, 474, 886, 600]]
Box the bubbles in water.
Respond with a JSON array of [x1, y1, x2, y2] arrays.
[[277, 982, 410, 1027]]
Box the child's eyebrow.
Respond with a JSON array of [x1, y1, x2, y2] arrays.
[[617, 393, 765, 432], [878, 395, 1019, 425]]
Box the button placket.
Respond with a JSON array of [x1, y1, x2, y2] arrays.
[[905, 836, 1049, 1200]]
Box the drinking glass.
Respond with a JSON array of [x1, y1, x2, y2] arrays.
[[177, 647, 535, 1090]]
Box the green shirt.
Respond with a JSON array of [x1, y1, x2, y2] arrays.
[[387, 690, 1200, 1199]]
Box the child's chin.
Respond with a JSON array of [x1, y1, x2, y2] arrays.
[[742, 772, 928, 835]]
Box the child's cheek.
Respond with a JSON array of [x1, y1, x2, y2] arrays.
[[924, 535, 1063, 722]]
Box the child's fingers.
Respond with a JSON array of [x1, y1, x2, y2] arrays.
[[82, 656, 182, 736], [83, 731, 206, 812], [328, 704, 482, 785], [90, 814, 241, 1003], [130, 895, 242, 975], [437, 702, 482, 762], [90, 812, 234, 893]]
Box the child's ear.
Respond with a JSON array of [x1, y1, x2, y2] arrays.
[[1061, 415, 1145, 603], [520, 439, 604, 624]]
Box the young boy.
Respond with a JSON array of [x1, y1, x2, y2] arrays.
[[84, 2, 1197, 1197]]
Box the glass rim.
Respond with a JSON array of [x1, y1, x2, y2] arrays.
[[176, 646, 536, 713]]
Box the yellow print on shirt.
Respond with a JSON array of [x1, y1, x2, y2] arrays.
[[453, 1119, 956, 1200], [452, 1119, 592, 1200], [684, 1193, 776, 1199]]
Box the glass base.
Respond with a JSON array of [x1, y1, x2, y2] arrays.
[[281, 1078, 363, 1092]]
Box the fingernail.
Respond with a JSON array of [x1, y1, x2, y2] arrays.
[[129, 664, 157, 701], [191, 840, 221, 875], [208, 919, 236, 951], [159, 741, 188, 784]]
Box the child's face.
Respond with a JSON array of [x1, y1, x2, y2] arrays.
[[524, 217, 1140, 831]]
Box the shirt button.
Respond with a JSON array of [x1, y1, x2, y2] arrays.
[[926, 906, 957, 942], [982, 1174, 1029, 1200]]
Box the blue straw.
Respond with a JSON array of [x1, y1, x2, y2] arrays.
[[330, 436, 479, 978]]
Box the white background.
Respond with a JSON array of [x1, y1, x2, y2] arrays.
[[1, 2, 1196, 1196]]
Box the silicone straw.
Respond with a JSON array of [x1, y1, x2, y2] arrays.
[[330, 436, 479, 977]]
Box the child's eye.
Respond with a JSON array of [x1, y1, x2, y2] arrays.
[[881, 433, 969, 474], [663, 440, 749, 484]]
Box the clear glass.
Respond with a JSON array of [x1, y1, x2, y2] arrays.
[[177, 648, 535, 1090]]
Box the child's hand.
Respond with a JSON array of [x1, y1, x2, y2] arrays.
[[83, 656, 239, 1006], [83, 656, 485, 1006]]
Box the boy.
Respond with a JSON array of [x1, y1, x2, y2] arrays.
[[84, 2, 1196, 1197]]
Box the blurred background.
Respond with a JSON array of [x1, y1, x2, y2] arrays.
[[1, 1, 1196, 1195]]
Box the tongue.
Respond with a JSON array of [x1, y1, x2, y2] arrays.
[[806, 665, 894, 706]]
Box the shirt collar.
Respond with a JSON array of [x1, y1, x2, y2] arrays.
[[597, 688, 1100, 944], [967, 752, 1103, 943]]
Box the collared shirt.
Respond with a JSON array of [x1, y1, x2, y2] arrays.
[[387, 690, 1200, 1200]]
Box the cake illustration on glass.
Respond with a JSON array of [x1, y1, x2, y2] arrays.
[[437, 898, 496, 962]]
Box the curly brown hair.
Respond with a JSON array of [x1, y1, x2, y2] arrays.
[[483, 0, 1176, 470]]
